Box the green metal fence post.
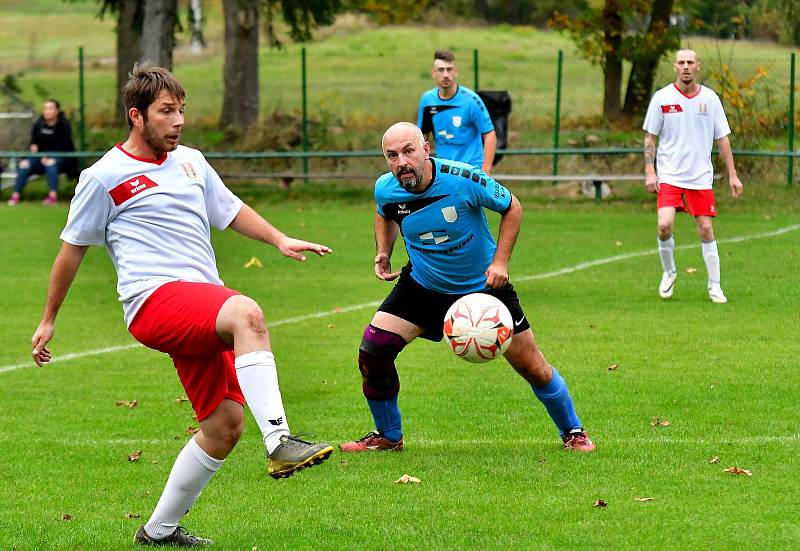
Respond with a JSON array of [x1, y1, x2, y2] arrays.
[[473, 49, 479, 91], [302, 47, 309, 182], [788, 52, 795, 186], [78, 46, 86, 168], [552, 50, 563, 184]]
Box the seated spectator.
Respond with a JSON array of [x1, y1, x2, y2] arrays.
[[8, 99, 76, 206]]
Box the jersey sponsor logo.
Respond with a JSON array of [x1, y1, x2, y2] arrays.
[[452, 116, 462, 127], [441, 206, 457, 222], [418, 230, 450, 244], [109, 174, 158, 206], [661, 104, 683, 114], [383, 194, 448, 226], [438, 129, 455, 140], [180, 162, 198, 179], [407, 232, 475, 255]]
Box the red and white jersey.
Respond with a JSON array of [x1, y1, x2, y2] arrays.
[[61, 144, 243, 326], [643, 84, 731, 190]]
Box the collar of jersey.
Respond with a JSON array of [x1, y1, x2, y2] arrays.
[[672, 83, 702, 99], [116, 143, 169, 165]]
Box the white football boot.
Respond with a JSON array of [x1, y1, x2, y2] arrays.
[[708, 285, 728, 304], [659, 271, 678, 299]]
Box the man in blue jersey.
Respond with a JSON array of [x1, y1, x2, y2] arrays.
[[340, 122, 595, 454], [417, 50, 496, 173]]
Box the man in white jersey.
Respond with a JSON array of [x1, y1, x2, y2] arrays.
[[643, 49, 743, 304], [30, 66, 333, 547]]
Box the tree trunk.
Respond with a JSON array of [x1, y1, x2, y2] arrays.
[[116, 0, 143, 122], [602, 0, 623, 121], [220, 0, 259, 129], [189, 0, 205, 54], [140, 0, 177, 70], [623, 0, 676, 116]]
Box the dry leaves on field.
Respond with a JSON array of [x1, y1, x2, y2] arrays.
[[394, 474, 421, 484], [116, 399, 138, 409], [608, 363, 620, 371], [175, 396, 189, 404], [634, 497, 655, 502], [685, 267, 698, 274], [709, 455, 721, 464], [186, 426, 200, 435], [124, 512, 141, 519], [723, 466, 753, 476], [128, 450, 143, 462], [651, 416, 671, 427], [244, 257, 263, 269], [61, 513, 72, 521], [593, 499, 607, 508]]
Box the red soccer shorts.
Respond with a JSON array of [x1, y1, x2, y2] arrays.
[[657, 183, 717, 217], [129, 281, 245, 421]]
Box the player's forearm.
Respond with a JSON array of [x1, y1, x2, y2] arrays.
[[40, 243, 88, 324], [716, 137, 738, 178], [494, 196, 521, 265], [482, 131, 497, 172], [373, 213, 398, 257], [644, 134, 657, 175], [229, 204, 287, 247]]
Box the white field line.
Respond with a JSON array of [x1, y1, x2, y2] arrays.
[[0, 434, 797, 447], [2, 223, 798, 375]]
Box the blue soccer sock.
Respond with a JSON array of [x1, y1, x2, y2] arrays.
[[531, 366, 582, 437], [366, 396, 402, 442]]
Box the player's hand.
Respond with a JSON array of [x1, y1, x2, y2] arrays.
[[645, 173, 660, 193], [276, 236, 332, 262], [31, 322, 55, 367], [485, 261, 509, 289], [729, 175, 743, 199], [374, 253, 400, 281]]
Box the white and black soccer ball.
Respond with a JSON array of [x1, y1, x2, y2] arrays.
[[443, 293, 513, 363]]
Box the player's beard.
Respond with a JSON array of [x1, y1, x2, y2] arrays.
[[142, 119, 179, 156], [396, 165, 423, 192]]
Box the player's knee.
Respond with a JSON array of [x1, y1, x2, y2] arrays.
[[657, 221, 672, 238], [19, 159, 30, 170], [358, 324, 406, 400], [230, 296, 267, 337]]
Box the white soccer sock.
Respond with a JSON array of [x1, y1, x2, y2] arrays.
[[658, 235, 676, 274], [234, 351, 290, 454], [144, 437, 222, 539], [702, 240, 721, 287]]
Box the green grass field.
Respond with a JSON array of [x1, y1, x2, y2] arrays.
[[1, 183, 799, 549]]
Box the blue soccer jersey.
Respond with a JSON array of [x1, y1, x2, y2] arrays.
[[375, 158, 512, 294], [417, 85, 494, 168]]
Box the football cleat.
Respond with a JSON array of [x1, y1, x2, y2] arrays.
[[708, 285, 728, 304], [561, 429, 596, 452], [133, 525, 213, 547], [268, 434, 333, 479], [659, 271, 678, 299], [339, 430, 404, 452], [7, 193, 20, 206]]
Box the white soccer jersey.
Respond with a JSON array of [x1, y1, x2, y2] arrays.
[[61, 144, 243, 326], [643, 84, 731, 190]]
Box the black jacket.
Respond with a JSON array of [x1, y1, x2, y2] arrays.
[[30, 112, 77, 173]]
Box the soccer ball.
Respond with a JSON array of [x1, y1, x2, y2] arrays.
[[443, 293, 513, 363]]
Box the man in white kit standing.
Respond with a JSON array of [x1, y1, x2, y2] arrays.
[[643, 49, 743, 303], [30, 65, 333, 547]]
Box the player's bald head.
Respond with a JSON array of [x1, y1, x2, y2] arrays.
[[675, 49, 698, 63], [381, 122, 424, 151]]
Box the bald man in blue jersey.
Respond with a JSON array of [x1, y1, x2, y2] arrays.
[[340, 122, 595, 454]]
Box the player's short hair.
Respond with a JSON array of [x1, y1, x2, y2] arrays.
[[122, 64, 186, 128], [44, 99, 60, 110], [434, 50, 456, 64]]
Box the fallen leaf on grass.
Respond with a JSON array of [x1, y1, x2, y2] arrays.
[[61, 513, 72, 521], [116, 399, 138, 409], [685, 267, 698, 274], [608, 363, 619, 371], [651, 416, 671, 427], [394, 474, 421, 484], [244, 256, 263, 269], [709, 456, 721, 464], [723, 466, 753, 476], [634, 497, 655, 502], [128, 450, 143, 462], [186, 426, 200, 435], [592, 499, 607, 508], [615, 240, 623, 247], [124, 512, 140, 519], [327, 324, 336, 329], [175, 396, 189, 404]]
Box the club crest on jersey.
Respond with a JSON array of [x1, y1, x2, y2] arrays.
[[180, 162, 198, 179], [452, 116, 462, 127], [109, 175, 158, 206], [698, 103, 708, 114], [661, 104, 683, 114], [441, 206, 458, 222]]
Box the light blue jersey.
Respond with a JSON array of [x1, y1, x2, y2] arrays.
[[375, 158, 512, 294], [417, 85, 494, 168]]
